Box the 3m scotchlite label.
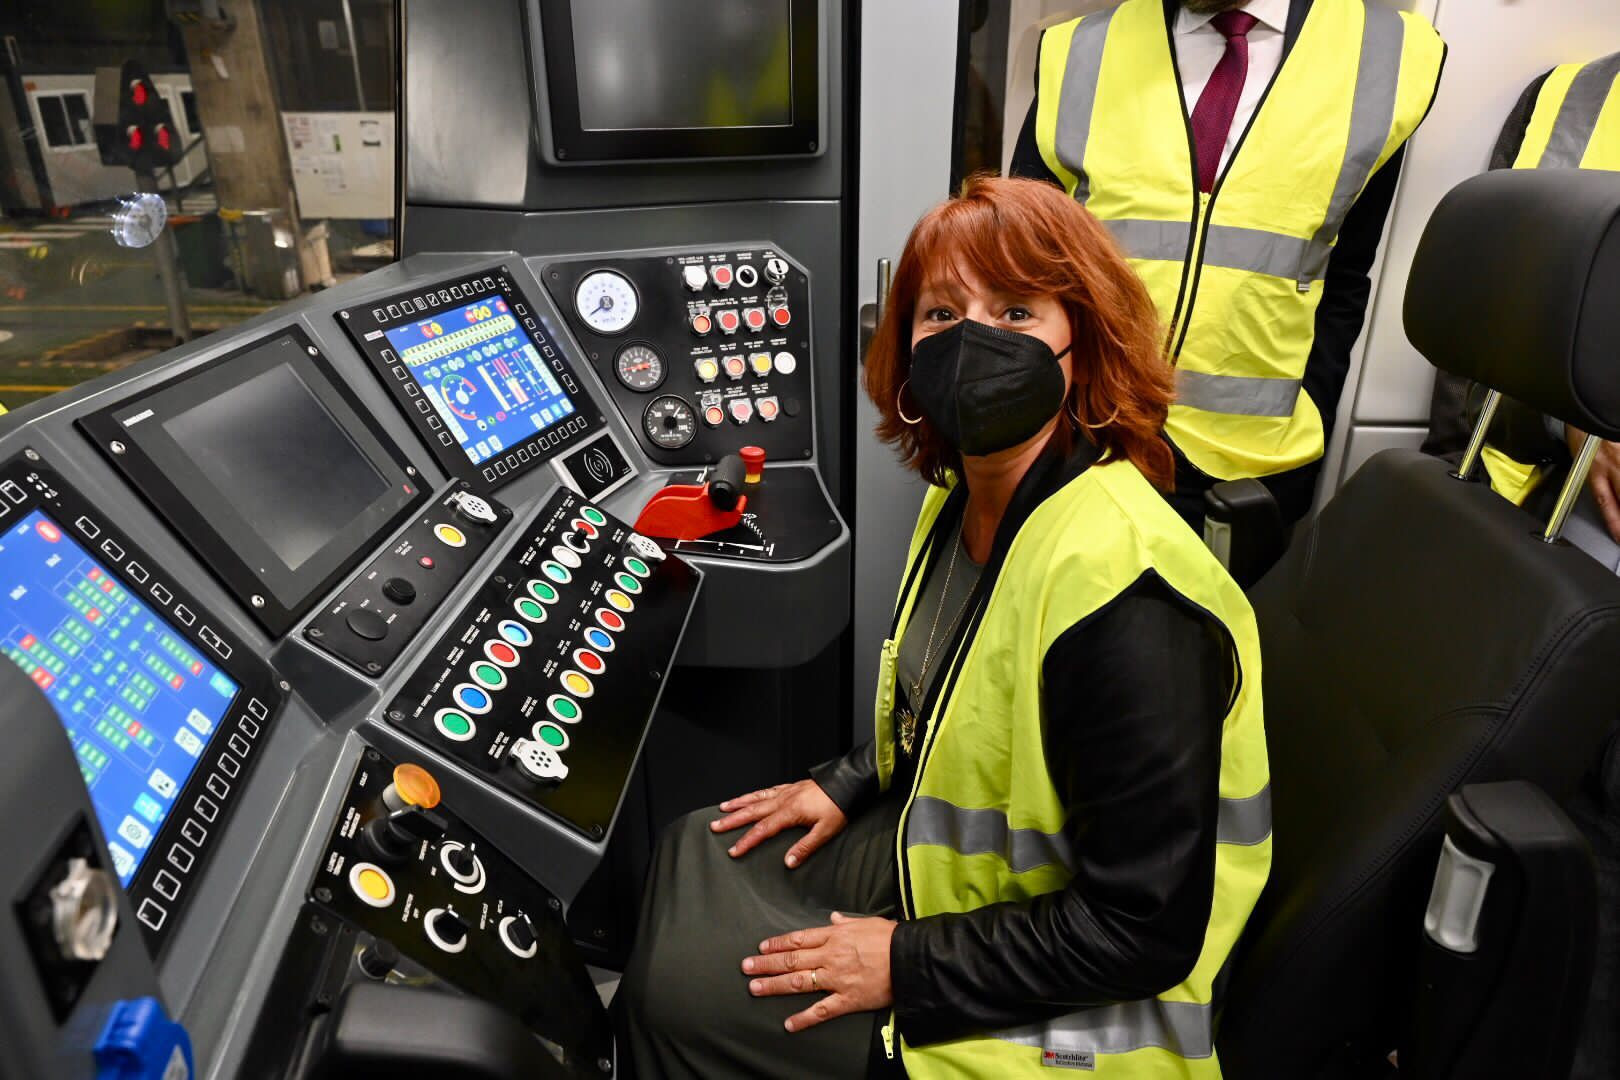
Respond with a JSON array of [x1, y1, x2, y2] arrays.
[[1541, 53, 1620, 168], [1176, 370, 1302, 418], [998, 998, 1216, 1060]]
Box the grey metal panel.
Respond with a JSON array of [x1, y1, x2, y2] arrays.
[[401, 0, 843, 212]]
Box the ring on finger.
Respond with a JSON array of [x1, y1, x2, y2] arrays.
[[810, 968, 821, 990]]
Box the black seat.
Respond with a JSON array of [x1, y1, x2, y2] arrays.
[[1218, 168, 1620, 1078]]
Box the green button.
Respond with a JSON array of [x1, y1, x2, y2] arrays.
[[441, 711, 471, 736], [538, 724, 566, 747], [528, 580, 558, 603], [472, 662, 504, 687], [544, 563, 570, 583], [552, 697, 579, 720], [615, 572, 642, 594], [625, 557, 649, 578], [582, 507, 606, 526], [517, 598, 546, 620]]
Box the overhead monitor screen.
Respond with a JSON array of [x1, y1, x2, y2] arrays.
[[0, 509, 238, 887], [570, 0, 792, 130], [382, 294, 581, 467], [162, 361, 391, 572]]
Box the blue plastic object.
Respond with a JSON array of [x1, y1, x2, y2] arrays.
[[94, 997, 194, 1080]]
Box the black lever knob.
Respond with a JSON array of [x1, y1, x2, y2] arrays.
[[431, 908, 468, 948], [447, 844, 478, 878], [508, 915, 536, 952], [709, 454, 745, 511], [364, 806, 448, 862], [357, 938, 400, 980]]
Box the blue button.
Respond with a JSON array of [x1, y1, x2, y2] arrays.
[[585, 628, 613, 651], [456, 686, 490, 711], [498, 619, 532, 647]]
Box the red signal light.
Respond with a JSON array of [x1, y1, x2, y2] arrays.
[[126, 126, 143, 151], [130, 80, 148, 106], [155, 124, 172, 152]]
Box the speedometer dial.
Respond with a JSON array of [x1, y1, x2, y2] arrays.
[[643, 395, 696, 450], [615, 342, 665, 392], [574, 270, 639, 334]]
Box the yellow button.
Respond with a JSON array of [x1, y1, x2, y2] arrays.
[[606, 589, 633, 612], [393, 763, 441, 809], [357, 868, 390, 901], [434, 523, 466, 548], [749, 352, 773, 375], [563, 671, 594, 697]]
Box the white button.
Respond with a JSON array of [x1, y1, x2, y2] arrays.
[[137, 899, 167, 931], [218, 754, 240, 778], [194, 797, 218, 823], [773, 351, 798, 375], [206, 774, 229, 800], [181, 819, 207, 845], [167, 845, 194, 873], [551, 545, 582, 569], [153, 871, 180, 900]]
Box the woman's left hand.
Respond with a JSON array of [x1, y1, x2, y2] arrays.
[[741, 912, 897, 1032]]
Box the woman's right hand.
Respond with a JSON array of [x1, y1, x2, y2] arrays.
[[710, 780, 847, 868]]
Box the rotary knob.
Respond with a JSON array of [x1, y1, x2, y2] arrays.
[[425, 907, 468, 953], [382, 577, 417, 605]]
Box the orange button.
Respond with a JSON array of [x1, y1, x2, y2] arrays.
[[358, 868, 390, 900], [392, 763, 442, 809]]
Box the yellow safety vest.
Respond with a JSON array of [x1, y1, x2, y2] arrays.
[[875, 458, 1271, 1077], [1475, 53, 1620, 504], [1034, 0, 1443, 481]]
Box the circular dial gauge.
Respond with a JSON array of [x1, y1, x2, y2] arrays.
[[614, 342, 666, 392], [643, 395, 697, 450], [574, 270, 639, 334]]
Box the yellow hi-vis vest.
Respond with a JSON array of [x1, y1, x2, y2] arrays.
[[874, 459, 1271, 1077], [1474, 53, 1620, 504], [1034, 0, 1444, 481]]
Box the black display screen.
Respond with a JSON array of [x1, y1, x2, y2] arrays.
[[163, 362, 391, 572], [81, 326, 427, 637], [571, 0, 791, 131]]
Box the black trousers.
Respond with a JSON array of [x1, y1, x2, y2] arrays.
[[617, 795, 904, 1079]]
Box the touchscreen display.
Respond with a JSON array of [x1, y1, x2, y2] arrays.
[[570, 0, 792, 131], [162, 353, 391, 573], [382, 294, 580, 466], [0, 510, 238, 886]]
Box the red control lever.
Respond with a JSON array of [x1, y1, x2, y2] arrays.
[[635, 455, 749, 540]]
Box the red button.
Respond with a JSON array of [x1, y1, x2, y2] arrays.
[[713, 265, 733, 286], [771, 306, 791, 326], [571, 518, 598, 539], [718, 310, 740, 331], [744, 308, 766, 330], [418, 556, 435, 569], [703, 405, 725, 427], [488, 642, 518, 665], [691, 313, 713, 335], [576, 649, 605, 673], [597, 609, 625, 632]]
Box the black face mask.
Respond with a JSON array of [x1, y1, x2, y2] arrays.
[[908, 319, 1071, 456]]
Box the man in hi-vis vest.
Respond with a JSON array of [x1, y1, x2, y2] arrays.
[[1011, 0, 1445, 528]]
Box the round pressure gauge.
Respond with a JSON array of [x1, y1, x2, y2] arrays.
[[574, 270, 639, 334], [615, 342, 666, 392], [643, 395, 697, 450]]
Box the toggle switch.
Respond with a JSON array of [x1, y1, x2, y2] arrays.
[[425, 907, 468, 953]]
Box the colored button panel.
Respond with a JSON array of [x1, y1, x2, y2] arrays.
[[471, 662, 507, 690], [547, 695, 582, 724], [614, 572, 642, 594], [533, 721, 570, 750], [605, 589, 634, 612], [574, 648, 605, 673], [515, 597, 548, 623], [583, 628, 615, 652], [573, 516, 600, 538], [596, 609, 625, 632], [452, 684, 492, 714], [485, 640, 521, 667], [560, 670, 595, 698], [541, 561, 571, 584], [551, 544, 582, 568], [436, 708, 477, 741], [624, 557, 651, 578], [527, 580, 559, 604], [497, 619, 533, 646]]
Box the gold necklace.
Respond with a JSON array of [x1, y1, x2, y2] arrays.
[[898, 537, 981, 756]]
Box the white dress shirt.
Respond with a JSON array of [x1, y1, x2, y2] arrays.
[[1174, 0, 1290, 175]]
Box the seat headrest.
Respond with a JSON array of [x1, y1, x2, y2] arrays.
[[1404, 169, 1620, 441]]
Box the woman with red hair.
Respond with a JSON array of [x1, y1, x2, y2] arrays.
[[620, 177, 1270, 1078]]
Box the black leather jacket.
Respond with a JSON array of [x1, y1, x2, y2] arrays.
[[812, 448, 1235, 1048]]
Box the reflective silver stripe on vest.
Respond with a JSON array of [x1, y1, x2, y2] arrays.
[[996, 998, 1215, 1059], [905, 796, 1074, 874], [1107, 220, 1316, 282], [1541, 54, 1620, 168], [1051, 9, 1115, 202], [1299, 5, 1407, 286], [1216, 783, 1272, 846], [1177, 370, 1301, 418]]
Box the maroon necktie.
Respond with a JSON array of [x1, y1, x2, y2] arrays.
[[1190, 10, 1259, 193]]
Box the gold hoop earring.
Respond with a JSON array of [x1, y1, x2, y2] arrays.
[[897, 380, 923, 425], [1068, 401, 1122, 431]]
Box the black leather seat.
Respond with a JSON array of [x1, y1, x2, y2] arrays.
[[1218, 168, 1620, 1078]]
